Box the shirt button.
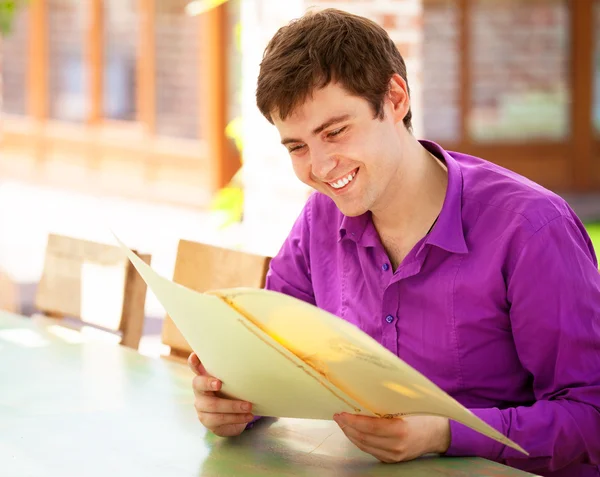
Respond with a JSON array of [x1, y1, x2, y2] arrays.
[[382, 263, 389, 271], [385, 315, 394, 324]]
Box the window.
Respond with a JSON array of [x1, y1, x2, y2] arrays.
[[469, 0, 570, 142], [1, 7, 29, 115], [48, 0, 89, 122], [103, 0, 138, 121], [154, 0, 201, 139]]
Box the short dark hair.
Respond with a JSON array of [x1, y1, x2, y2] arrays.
[[256, 8, 412, 131]]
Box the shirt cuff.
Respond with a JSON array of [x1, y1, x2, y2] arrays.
[[445, 407, 505, 460]]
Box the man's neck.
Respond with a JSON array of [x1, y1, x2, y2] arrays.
[[372, 139, 448, 244]]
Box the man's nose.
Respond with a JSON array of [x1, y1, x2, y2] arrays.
[[311, 148, 338, 180]]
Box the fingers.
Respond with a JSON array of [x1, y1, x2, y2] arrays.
[[334, 413, 416, 463], [192, 374, 222, 394], [187, 352, 206, 376], [340, 422, 399, 453], [334, 413, 404, 437], [194, 393, 253, 415], [210, 422, 251, 438], [193, 382, 254, 437], [198, 411, 255, 430], [344, 435, 400, 464], [336, 417, 405, 463], [188, 353, 253, 438]]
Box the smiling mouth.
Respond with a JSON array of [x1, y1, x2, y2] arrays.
[[326, 168, 358, 191]]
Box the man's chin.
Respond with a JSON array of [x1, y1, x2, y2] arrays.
[[334, 200, 368, 218], [316, 187, 368, 217]]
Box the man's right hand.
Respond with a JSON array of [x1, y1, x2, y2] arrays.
[[188, 352, 255, 437]]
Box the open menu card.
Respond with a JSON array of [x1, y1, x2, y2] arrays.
[[114, 234, 527, 455]]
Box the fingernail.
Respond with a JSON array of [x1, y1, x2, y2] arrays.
[[211, 380, 219, 390], [242, 402, 251, 411]]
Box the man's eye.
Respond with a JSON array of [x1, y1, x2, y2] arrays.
[[327, 127, 346, 138], [288, 144, 305, 153]]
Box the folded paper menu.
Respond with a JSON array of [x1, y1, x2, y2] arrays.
[[114, 235, 527, 455]]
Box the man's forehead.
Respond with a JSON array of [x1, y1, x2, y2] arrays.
[[272, 83, 355, 122], [275, 109, 351, 136], [275, 104, 357, 132]]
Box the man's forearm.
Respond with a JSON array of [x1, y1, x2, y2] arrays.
[[445, 400, 600, 474]]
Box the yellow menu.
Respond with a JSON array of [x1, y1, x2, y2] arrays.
[[115, 235, 527, 455]]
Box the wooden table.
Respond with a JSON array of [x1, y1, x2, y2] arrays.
[[0, 311, 536, 477]]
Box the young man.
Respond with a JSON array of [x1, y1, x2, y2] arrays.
[[189, 8, 600, 477]]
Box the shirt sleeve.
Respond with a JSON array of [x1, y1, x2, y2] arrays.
[[263, 195, 316, 305], [445, 215, 600, 474]]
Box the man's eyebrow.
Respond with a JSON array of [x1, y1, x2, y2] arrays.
[[280, 114, 352, 145]]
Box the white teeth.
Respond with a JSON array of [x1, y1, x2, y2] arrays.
[[328, 170, 357, 189]]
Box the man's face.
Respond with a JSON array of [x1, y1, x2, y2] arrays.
[[272, 81, 407, 217]]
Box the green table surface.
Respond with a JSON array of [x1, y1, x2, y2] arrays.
[[0, 311, 537, 477]]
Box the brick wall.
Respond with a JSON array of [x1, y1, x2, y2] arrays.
[[422, 0, 460, 142], [421, 0, 569, 144], [468, 0, 569, 141]]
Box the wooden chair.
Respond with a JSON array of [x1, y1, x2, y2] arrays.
[[162, 239, 271, 361], [0, 268, 19, 314], [34, 233, 151, 349]]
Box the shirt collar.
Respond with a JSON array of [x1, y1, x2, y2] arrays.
[[338, 140, 468, 254], [420, 140, 468, 254]]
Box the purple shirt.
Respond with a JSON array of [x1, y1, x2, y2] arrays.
[[264, 140, 600, 477]]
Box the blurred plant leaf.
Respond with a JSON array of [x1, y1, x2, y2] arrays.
[[225, 116, 243, 154], [209, 183, 244, 228], [185, 0, 229, 16], [213, 116, 245, 227], [0, 0, 26, 36]]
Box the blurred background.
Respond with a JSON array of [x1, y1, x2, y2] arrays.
[[0, 0, 599, 353]]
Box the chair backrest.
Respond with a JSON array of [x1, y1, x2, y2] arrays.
[[35, 234, 151, 349], [0, 268, 19, 314], [162, 239, 271, 359]]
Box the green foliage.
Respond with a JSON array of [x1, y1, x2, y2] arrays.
[[586, 223, 600, 256], [0, 1, 26, 36]]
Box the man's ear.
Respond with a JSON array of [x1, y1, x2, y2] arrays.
[[387, 74, 410, 124]]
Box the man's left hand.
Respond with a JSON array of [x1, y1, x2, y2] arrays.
[[333, 413, 451, 463]]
